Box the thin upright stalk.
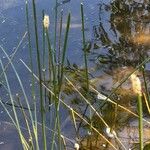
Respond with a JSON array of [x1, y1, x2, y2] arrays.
[[142, 67, 150, 103], [77, 3, 90, 135], [45, 30, 56, 85], [49, 13, 70, 150], [32, 0, 47, 149], [21, 59, 119, 150], [58, 13, 70, 147], [130, 73, 143, 150], [54, 0, 58, 63], [138, 94, 143, 150], [81, 3, 89, 90], [0, 60, 28, 149], [42, 10, 49, 113], [25, 0, 35, 99], [59, 13, 71, 91], [0, 45, 40, 150], [58, 10, 63, 82], [42, 10, 46, 68], [16, 96, 34, 149], [45, 28, 61, 150], [25, 1, 39, 149]]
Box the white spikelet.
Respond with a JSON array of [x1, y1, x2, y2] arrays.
[[43, 15, 50, 29], [130, 73, 142, 96]]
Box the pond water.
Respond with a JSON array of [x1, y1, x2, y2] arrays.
[[0, 0, 150, 150]]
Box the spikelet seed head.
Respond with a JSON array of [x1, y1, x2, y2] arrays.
[[43, 15, 50, 29], [130, 73, 142, 96]]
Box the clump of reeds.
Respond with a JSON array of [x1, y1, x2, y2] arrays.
[[1, 0, 150, 150]]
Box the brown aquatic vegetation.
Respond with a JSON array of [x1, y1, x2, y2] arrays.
[[132, 33, 150, 45], [91, 67, 136, 94]]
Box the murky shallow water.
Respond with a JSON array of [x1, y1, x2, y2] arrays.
[[0, 0, 150, 149]]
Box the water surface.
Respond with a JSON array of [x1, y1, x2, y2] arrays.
[[0, 0, 150, 149]]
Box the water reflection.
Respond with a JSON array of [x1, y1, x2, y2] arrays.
[[64, 1, 150, 149], [90, 0, 150, 70]]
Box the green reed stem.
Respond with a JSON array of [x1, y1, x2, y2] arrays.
[[58, 10, 63, 82], [45, 28, 61, 150], [42, 10, 49, 113], [42, 10, 46, 69], [51, 12, 70, 146], [21, 59, 118, 150], [81, 3, 89, 90], [77, 3, 90, 135], [25, 0, 35, 100], [0, 44, 39, 150], [51, 12, 70, 150], [32, 0, 47, 149], [25, 0, 37, 131], [142, 66, 150, 103], [16, 96, 34, 149], [0, 100, 29, 150], [138, 94, 143, 150], [25, 1, 39, 148], [59, 13, 70, 91], [45, 30, 56, 84], [0, 60, 28, 149], [54, 0, 58, 63]]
